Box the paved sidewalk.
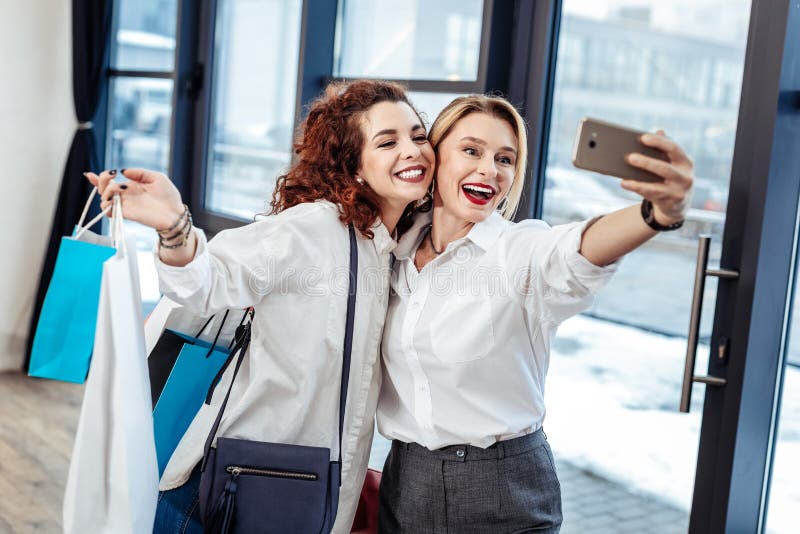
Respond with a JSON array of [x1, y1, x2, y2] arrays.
[[557, 459, 688, 533]]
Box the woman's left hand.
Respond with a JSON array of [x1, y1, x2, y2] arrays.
[[622, 130, 694, 225]]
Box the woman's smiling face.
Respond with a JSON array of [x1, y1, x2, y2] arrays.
[[358, 101, 435, 214], [433, 112, 518, 224]]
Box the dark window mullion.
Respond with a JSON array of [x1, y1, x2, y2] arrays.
[[295, 0, 338, 125], [170, 0, 207, 209], [184, 0, 216, 237], [327, 77, 485, 94], [107, 69, 175, 79], [473, 0, 496, 89], [509, 0, 562, 222]]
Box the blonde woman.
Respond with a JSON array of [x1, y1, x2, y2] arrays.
[[377, 95, 694, 533]]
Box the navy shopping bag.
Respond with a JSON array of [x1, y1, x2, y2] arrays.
[[149, 312, 237, 476], [29, 190, 116, 383]]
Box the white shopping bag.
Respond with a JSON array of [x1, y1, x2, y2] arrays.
[[63, 195, 159, 534]]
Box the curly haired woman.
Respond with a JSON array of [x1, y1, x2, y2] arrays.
[[86, 80, 434, 534]]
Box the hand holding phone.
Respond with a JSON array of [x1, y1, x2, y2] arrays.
[[571, 118, 668, 183]]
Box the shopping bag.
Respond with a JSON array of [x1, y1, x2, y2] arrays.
[[63, 195, 159, 534], [149, 312, 235, 476], [143, 297, 250, 474], [28, 188, 115, 383], [351, 469, 381, 534], [146, 303, 244, 403]]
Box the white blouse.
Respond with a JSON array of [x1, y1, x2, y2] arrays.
[[154, 200, 395, 534], [377, 210, 618, 450]]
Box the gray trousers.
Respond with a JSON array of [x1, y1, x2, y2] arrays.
[[378, 429, 562, 534]]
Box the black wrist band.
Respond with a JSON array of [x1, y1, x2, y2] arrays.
[[641, 199, 684, 232]]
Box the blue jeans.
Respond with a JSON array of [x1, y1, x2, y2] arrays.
[[153, 464, 203, 534]]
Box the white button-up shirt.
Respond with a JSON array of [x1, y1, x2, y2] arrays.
[[154, 201, 394, 533], [377, 210, 618, 450]]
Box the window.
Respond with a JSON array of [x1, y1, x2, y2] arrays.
[[203, 0, 304, 220], [110, 0, 177, 71], [334, 0, 484, 81], [105, 0, 179, 311]]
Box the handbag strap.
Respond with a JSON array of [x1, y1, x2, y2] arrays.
[[194, 309, 231, 359], [203, 310, 254, 405], [338, 225, 357, 465], [201, 225, 358, 471]]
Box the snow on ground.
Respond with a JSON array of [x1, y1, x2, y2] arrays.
[[547, 314, 798, 533]]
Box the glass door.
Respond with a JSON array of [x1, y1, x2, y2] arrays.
[[763, 237, 800, 534], [541, 1, 751, 531]]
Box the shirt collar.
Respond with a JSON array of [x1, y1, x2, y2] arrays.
[[465, 211, 507, 251], [370, 218, 398, 255], [393, 210, 433, 260], [393, 210, 508, 260]]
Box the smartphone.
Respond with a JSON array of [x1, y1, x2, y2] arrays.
[[571, 117, 668, 183]]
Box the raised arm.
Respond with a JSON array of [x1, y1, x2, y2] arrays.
[[578, 131, 694, 266]]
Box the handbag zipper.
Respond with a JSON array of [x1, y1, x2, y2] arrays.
[[226, 465, 318, 481]]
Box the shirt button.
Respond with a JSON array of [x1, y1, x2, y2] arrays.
[[456, 449, 465, 458]]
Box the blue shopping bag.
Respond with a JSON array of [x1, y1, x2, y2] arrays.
[[149, 325, 233, 476], [29, 190, 116, 383]]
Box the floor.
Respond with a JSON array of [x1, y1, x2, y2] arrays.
[[0, 371, 688, 533], [0, 373, 81, 533]]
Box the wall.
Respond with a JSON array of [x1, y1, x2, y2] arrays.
[[0, 1, 73, 370]]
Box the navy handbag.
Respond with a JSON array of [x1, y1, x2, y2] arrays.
[[199, 226, 358, 534]]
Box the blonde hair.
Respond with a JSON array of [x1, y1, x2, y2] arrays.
[[428, 94, 528, 220]]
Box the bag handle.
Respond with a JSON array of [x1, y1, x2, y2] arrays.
[[202, 309, 253, 405], [73, 187, 111, 240], [111, 194, 125, 251], [194, 309, 231, 358], [77, 186, 98, 228], [72, 191, 124, 248], [200, 225, 358, 472]]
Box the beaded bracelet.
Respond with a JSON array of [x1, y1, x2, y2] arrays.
[[158, 210, 193, 250], [157, 204, 189, 235], [160, 209, 192, 243]]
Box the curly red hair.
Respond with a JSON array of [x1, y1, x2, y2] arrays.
[[269, 80, 417, 239]]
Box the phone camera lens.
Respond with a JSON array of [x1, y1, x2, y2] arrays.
[[588, 140, 596, 149]]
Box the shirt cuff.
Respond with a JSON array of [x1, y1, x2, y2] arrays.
[[152, 226, 210, 297], [562, 216, 620, 293]]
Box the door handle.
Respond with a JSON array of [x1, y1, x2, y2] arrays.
[[680, 236, 738, 413]]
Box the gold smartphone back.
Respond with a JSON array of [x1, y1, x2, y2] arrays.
[[572, 118, 668, 183]]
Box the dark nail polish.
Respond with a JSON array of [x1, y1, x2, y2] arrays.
[[120, 184, 128, 190], [109, 169, 117, 175], [120, 168, 127, 173]]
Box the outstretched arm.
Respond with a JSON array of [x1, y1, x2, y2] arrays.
[[578, 131, 694, 266], [85, 168, 196, 267]]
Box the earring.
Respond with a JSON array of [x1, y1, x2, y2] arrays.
[[356, 177, 364, 185]]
